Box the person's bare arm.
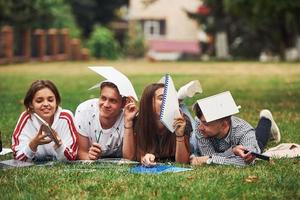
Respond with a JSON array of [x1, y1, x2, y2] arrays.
[[122, 96, 138, 160], [77, 134, 101, 160], [174, 115, 190, 164]]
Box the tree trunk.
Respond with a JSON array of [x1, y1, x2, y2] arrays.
[[215, 31, 229, 60], [296, 35, 300, 61]]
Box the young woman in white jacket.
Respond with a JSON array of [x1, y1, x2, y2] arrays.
[[12, 80, 78, 162]]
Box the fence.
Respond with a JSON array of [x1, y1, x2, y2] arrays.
[[0, 26, 89, 64]]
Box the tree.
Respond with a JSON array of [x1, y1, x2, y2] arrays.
[[189, 0, 300, 60], [69, 0, 128, 38], [0, 0, 81, 38], [224, 0, 300, 60]]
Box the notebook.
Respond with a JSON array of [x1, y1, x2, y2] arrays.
[[196, 91, 240, 122], [130, 165, 193, 174], [159, 74, 181, 132]]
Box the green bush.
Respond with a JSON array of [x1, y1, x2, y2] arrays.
[[87, 25, 120, 59], [124, 23, 146, 58]]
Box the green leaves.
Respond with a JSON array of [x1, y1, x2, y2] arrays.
[[87, 25, 120, 59]]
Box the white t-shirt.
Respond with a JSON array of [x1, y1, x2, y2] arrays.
[[75, 98, 125, 157]]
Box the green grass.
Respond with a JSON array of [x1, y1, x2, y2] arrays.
[[0, 60, 300, 199]]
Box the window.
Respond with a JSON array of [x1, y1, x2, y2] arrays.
[[141, 19, 166, 39]]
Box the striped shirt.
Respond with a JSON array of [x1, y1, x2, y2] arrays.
[[194, 116, 260, 166], [12, 107, 78, 162]]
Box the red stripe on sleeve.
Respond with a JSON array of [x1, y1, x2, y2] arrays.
[[12, 112, 30, 155], [60, 112, 79, 160], [16, 153, 28, 161]]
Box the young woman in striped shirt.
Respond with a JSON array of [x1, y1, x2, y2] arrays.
[[12, 80, 78, 162]]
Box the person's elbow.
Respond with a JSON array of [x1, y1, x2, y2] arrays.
[[123, 151, 136, 160]]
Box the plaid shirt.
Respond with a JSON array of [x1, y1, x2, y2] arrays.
[[194, 116, 260, 166]]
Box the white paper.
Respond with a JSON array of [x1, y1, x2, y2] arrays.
[[263, 143, 300, 158], [0, 148, 13, 155], [177, 80, 202, 99], [88, 66, 138, 101]]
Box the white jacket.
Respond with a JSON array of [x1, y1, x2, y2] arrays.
[[12, 107, 78, 161]]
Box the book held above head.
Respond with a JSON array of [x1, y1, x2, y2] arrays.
[[194, 91, 241, 122], [88, 66, 138, 101], [191, 91, 281, 166]]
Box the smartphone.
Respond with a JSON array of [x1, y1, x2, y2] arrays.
[[244, 150, 270, 161], [33, 113, 60, 145]]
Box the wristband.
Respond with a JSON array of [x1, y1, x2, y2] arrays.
[[176, 138, 185, 142], [175, 134, 185, 138], [206, 156, 212, 164]]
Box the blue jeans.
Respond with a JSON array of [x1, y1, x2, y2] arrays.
[[255, 117, 271, 152]]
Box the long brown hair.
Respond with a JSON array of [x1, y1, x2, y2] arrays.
[[135, 83, 176, 160]]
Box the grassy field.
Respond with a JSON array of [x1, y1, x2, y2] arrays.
[[0, 60, 300, 199]]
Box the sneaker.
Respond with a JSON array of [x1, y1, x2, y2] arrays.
[[177, 80, 202, 100], [259, 109, 281, 143]]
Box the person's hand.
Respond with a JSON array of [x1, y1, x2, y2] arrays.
[[141, 153, 156, 167], [232, 145, 256, 163], [124, 96, 138, 128], [88, 143, 102, 160], [29, 125, 52, 152], [190, 155, 209, 166], [173, 114, 186, 137]]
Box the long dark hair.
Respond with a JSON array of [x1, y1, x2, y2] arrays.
[[135, 83, 176, 160], [24, 80, 61, 113]]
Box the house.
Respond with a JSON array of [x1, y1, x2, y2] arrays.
[[128, 0, 201, 60]]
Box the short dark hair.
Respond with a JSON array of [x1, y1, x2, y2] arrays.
[[100, 81, 126, 103], [24, 80, 61, 112], [193, 103, 203, 119], [100, 81, 119, 92]]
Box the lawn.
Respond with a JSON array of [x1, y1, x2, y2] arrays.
[[0, 60, 300, 199]]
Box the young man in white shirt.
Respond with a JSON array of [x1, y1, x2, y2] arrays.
[[75, 66, 138, 161]]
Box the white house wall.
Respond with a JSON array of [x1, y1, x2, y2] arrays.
[[129, 0, 201, 41]]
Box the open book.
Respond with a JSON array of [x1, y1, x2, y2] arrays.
[[196, 91, 240, 122], [159, 74, 181, 132], [33, 113, 60, 145]]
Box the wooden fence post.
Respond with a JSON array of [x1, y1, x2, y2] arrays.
[[2, 26, 14, 63], [48, 28, 58, 60], [60, 28, 70, 60], [22, 29, 31, 61], [34, 29, 46, 61], [70, 38, 81, 60], [81, 48, 90, 60]]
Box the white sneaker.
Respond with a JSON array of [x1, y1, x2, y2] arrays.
[[259, 109, 281, 143], [177, 80, 202, 100]]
